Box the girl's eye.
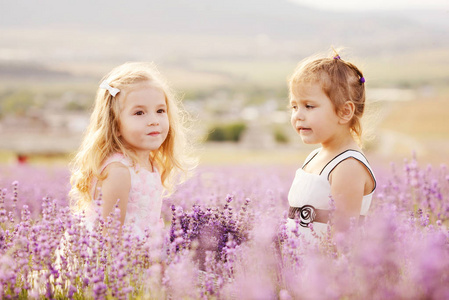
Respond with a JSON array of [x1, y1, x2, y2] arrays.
[[306, 104, 314, 109], [135, 111, 144, 116], [290, 105, 298, 111], [157, 109, 166, 113]]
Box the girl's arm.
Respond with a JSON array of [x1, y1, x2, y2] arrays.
[[329, 158, 373, 231], [99, 162, 131, 226]]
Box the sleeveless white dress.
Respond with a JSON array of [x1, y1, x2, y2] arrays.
[[286, 148, 376, 239], [85, 153, 164, 238]]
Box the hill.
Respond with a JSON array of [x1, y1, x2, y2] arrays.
[[1, 0, 448, 52]]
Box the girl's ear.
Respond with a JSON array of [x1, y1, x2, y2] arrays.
[[338, 101, 355, 124]]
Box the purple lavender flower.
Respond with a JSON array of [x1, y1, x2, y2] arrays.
[[0, 155, 448, 298]]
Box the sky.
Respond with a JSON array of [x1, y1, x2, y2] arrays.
[[289, 0, 449, 11]]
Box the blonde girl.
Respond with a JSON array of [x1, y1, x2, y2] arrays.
[[287, 49, 376, 238], [69, 62, 195, 237]]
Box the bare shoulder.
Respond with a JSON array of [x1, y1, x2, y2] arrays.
[[332, 157, 371, 179], [331, 157, 374, 194], [102, 162, 131, 189], [99, 162, 131, 219]]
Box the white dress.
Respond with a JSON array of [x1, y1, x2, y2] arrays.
[[85, 153, 164, 238], [55, 153, 163, 279], [286, 148, 376, 239]]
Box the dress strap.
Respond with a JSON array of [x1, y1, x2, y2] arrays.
[[320, 150, 376, 191], [302, 148, 321, 169]]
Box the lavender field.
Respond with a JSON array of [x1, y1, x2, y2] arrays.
[[0, 156, 448, 299]]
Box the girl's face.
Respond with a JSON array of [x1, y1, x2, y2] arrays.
[[118, 82, 169, 162], [290, 82, 342, 147]]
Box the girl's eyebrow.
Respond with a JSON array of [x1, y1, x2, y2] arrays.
[[130, 104, 146, 110], [296, 97, 316, 103], [131, 102, 166, 108]]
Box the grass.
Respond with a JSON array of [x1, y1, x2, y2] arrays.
[[0, 150, 73, 165], [364, 48, 449, 87], [197, 143, 312, 166], [188, 59, 296, 88], [0, 150, 15, 163], [379, 97, 449, 139]]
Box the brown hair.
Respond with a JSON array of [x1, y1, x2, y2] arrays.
[[289, 50, 366, 142]]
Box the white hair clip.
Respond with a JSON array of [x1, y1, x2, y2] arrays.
[[99, 80, 120, 97]]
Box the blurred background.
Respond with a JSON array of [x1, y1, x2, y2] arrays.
[[1, 0, 448, 167]]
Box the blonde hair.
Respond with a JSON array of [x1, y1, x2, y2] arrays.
[[69, 62, 196, 211], [289, 49, 366, 143]]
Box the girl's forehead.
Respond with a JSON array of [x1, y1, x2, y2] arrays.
[[119, 82, 166, 104], [123, 80, 161, 94], [290, 81, 324, 98]]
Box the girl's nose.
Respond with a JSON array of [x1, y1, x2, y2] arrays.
[[148, 119, 159, 126], [293, 109, 304, 120]]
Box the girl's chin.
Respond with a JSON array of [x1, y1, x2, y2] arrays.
[[300, 137, 317, 145]]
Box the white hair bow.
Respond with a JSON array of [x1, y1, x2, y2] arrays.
[[99, 80, 120, 97]]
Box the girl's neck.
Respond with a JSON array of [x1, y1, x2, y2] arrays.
[[127, 151, 154, 171], [321, 131, 360, 155], [138, 157, 154, 171]]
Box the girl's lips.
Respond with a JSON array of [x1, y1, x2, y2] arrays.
[[298, 127, 312, 135], [148, 132, 160, 136]]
